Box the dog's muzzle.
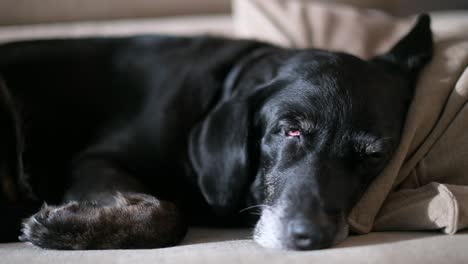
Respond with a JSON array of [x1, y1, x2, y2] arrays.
[[253, 203, 349, 250]]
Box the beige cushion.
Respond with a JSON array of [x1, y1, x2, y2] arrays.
[[233, 0, 412, 58], [0, 0, 231, 26], [234, 1, 468, 57]]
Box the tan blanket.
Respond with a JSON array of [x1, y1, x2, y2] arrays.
[[234, 0, 468, 234]]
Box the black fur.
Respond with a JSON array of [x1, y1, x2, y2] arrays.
[[0, 15, 433, 250]]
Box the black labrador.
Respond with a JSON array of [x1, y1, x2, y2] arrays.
[[0, 15, 432, 250]]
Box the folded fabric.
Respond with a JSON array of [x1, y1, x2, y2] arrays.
[[233, 0, 468, 234]]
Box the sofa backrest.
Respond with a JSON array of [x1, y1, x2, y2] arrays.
[[0, 0, 231, 25]]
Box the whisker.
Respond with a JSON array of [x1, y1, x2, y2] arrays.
[[239, 204, 268, 213]]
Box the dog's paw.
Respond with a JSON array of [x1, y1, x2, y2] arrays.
[[19, 202, 92, 249], [19, 194, 187, 249]]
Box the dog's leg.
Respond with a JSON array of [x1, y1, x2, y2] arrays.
[[19, 159, 187, 249]]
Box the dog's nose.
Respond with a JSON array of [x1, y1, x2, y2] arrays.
[[287, 219, 322, 250]]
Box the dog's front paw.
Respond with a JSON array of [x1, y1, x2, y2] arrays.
[[19, 194, 187, 249], [19, 202, 90, 249]]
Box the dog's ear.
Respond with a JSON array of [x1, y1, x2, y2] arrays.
[[374, 14, 433, 78], [188, 48, 277, 216], [188, 95, 252, 215]]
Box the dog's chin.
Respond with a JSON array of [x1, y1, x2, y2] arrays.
[[253, 207, 349, 250], [253, 208, 285, 249]]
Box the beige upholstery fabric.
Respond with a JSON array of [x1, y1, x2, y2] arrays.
[[0, 0, 231, 26], [2, 228, 468, 264], [0, 15, 234, 43], [234, 0, 468, 235], [234, 0, 412, 57], [322, 0, 398, 12]]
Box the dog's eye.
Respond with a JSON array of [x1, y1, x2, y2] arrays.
[[286, 129, 301, 137], [367, 152, 384, 161], [360, 151, 385, 165]]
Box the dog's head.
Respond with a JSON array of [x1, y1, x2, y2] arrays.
[[189, 15, 433, 250]]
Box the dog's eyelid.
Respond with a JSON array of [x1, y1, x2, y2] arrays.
[[365, 150, 385, 159], [277, 118, 315, 133], [354, 140, 390, 162]]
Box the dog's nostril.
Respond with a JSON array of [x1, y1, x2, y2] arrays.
[[288, 220, 321, 250]]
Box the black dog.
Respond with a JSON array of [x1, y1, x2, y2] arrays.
[[0, 15, 432, 250]]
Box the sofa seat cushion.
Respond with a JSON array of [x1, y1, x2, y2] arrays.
[[2, 228, 468, 264]]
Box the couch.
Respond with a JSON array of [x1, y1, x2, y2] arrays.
[[1, 1, 468, 263]]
